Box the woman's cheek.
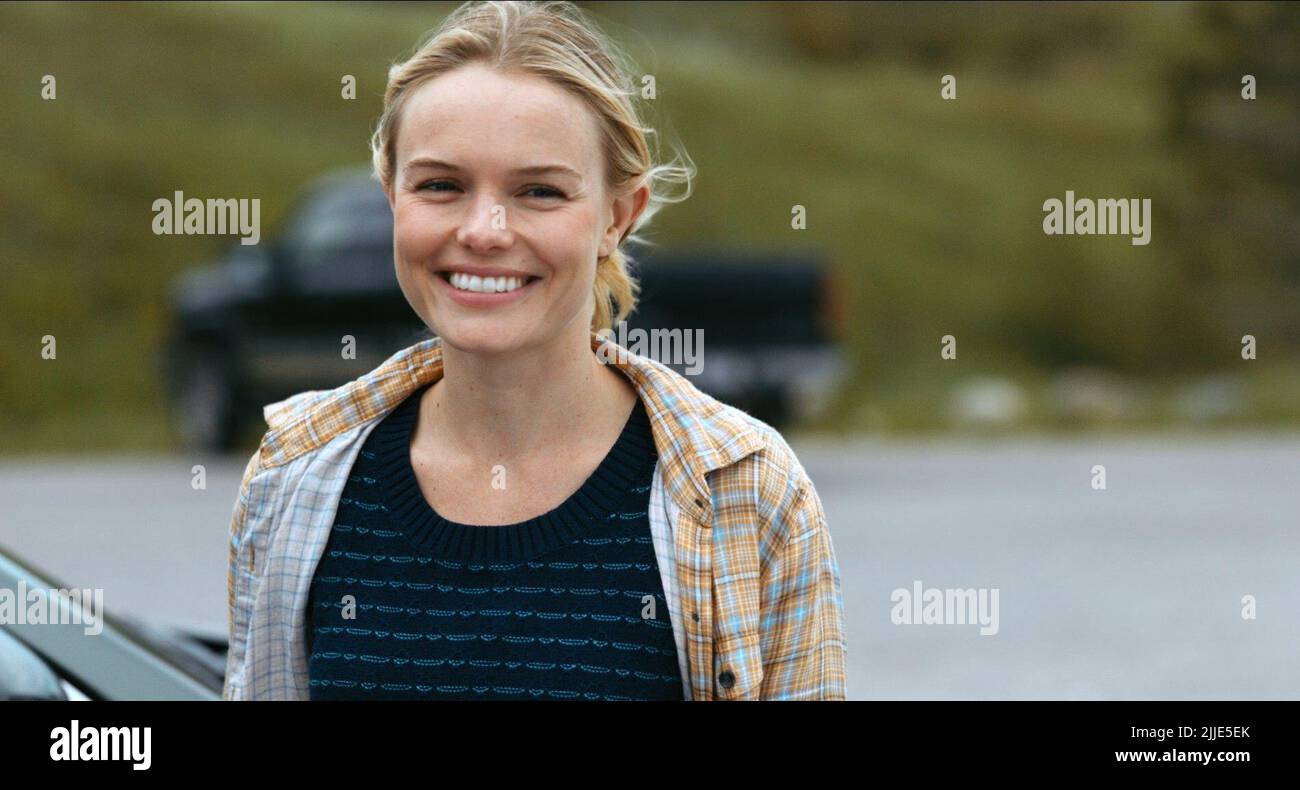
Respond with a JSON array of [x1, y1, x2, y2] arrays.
[[397, 226, 423, 263], [395, 201, 434, 245]]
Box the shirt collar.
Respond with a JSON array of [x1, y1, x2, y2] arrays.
[[259, 331, 764, 518]]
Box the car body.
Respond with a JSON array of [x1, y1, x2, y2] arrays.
[[0, 546, 221, 700]]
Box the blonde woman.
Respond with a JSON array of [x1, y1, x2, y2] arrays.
[[224, 0, 846, 701]]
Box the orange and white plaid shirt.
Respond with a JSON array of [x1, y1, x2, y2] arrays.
[[224, 331, 846, 700]]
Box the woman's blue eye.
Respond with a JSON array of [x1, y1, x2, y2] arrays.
[[416, 181, 563, 199], [524, 185, 564, 199]]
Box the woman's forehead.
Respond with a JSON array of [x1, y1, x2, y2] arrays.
[[396, 66, 599, 175]]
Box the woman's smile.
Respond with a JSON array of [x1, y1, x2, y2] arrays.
[[434, 266, 544, 307]]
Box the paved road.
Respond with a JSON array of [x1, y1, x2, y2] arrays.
[[2, 434, 1296, 699]]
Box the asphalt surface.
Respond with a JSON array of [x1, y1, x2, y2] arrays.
[[1, 434, 1296, 699]]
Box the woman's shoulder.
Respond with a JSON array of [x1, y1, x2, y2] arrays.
[[626, 347, 811, 477], [683, 394, 827, 554], [251, 336, 444, 468], [262, 389, 334, 432], [722, 408, 819, 523], [638, 358, 819, 530]]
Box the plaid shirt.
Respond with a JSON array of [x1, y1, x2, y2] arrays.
[[224, 331, 847, 700]]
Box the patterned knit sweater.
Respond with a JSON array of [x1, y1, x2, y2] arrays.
[[306, 385, 685, 700]]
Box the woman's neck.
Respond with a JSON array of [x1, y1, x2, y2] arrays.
[[416, 322, 638, 464]]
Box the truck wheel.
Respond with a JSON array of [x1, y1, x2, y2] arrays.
[[175, 349, 239, 453]]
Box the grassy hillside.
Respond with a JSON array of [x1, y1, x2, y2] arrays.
[[1, 1, 1296, 452]]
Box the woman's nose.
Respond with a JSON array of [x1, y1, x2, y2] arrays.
[[457, 195, 512, 251]]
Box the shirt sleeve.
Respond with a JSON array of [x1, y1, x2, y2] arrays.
[[223, 447, 262, 701], [757, 473, 848, 700]]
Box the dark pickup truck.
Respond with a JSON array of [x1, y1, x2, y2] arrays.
[[163, 168, 845, 451]]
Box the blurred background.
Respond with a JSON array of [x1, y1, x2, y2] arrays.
[[0, 1, 1296, 700]]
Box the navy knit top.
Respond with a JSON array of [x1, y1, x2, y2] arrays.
[[306, 384, 685, 700]]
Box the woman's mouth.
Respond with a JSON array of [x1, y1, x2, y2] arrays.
[[441, 271, 538, 294], [435, 269, 542, 306]]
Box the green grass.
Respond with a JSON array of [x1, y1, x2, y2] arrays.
[[0, 1, 1295, 452]]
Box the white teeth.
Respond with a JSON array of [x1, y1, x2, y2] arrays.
[[447, 272, 530, 293]]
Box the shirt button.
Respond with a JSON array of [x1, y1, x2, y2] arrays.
[[718, 670, 735, 689]]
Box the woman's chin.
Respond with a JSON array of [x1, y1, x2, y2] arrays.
[[434, 321, 536, 356]]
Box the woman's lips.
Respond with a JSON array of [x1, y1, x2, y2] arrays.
[[434, 269, 541, 307]]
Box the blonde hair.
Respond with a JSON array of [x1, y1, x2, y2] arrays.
[[370, 0, 694, 333]]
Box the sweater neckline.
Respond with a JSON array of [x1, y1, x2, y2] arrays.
[[372, 384, 655, 563]]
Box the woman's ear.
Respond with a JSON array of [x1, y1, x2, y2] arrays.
[[602, 182, 650, 257]]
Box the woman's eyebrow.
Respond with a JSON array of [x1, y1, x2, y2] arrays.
[[405, 157, 581, 180]]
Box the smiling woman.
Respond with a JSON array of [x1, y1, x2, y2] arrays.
[[371, 41, 679, 356], [223, 0, 847, 702]]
